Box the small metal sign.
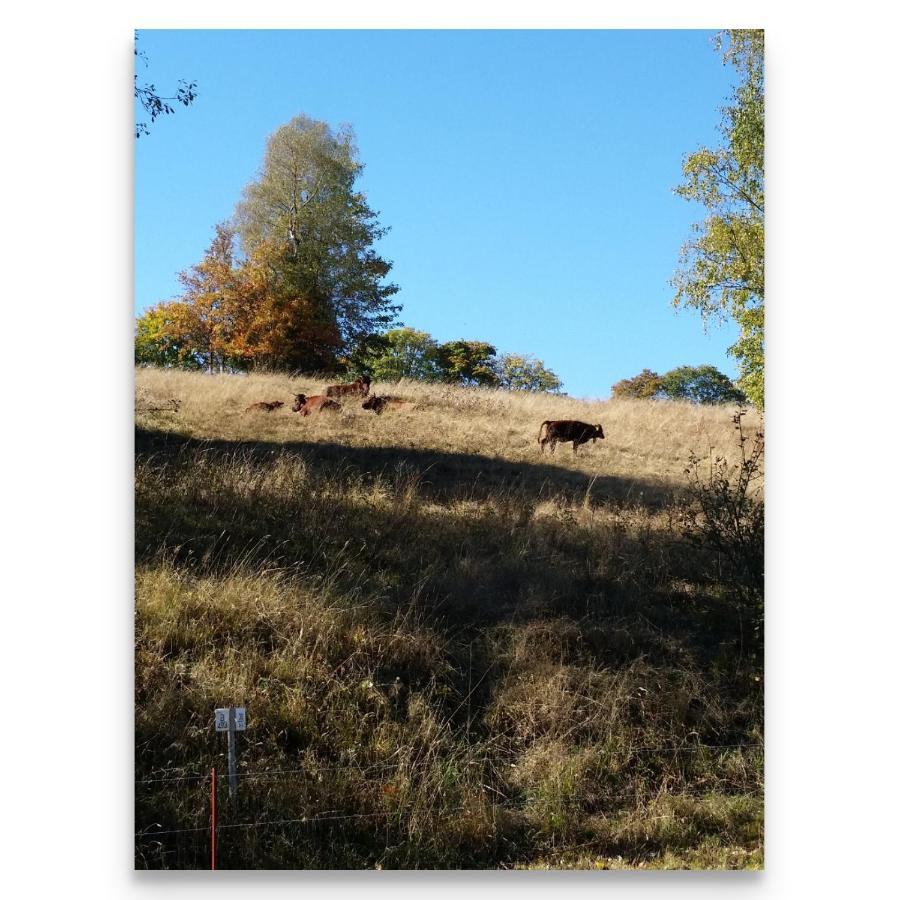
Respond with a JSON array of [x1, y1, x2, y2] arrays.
[[214, 707, 247, 731]]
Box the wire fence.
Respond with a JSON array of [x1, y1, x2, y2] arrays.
[[135, 741, 764, 869]]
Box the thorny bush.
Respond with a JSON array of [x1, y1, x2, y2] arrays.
[[681, 409, 764, 610]]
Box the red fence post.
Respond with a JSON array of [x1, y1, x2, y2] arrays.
[[210, 767, 218, 870]]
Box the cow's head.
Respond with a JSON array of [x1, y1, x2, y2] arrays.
[[361, 395, 384, 413], [594, 424, 605, 440], [291, 393, 307, 412]]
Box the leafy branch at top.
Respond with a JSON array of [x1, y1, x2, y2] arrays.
[[134, 39, 197, 138]]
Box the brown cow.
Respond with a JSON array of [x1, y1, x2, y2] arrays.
[[538, 420, 605, 455], [325, 375, 371, 399], [292, 393, 342, 416], [245, 401, 285, 412], [361, 395, 414, 415]]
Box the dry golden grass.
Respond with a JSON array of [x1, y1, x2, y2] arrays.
[[135, 366, 763, 870], [136, 367, 761, 489]]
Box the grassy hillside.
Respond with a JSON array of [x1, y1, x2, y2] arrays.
[[135, 367, 764, 870]]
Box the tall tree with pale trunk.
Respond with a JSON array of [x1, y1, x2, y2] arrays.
[[234, 115, 399, 365]]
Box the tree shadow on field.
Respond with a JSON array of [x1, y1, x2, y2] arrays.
[[135, 426, 678, 509], [135, 426, 752, 676]]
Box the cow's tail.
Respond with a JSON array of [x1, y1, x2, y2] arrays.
[[538, 420, 551, 445]]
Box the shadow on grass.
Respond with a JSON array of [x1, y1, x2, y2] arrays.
[[134, 427, 763, 869], [136, 425, 753, 674], [136, 425, 678, 508]]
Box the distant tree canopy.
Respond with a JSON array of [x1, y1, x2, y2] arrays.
[[354, 328, 443, 382], [671, 30, 764, 408], [611, 369, 664, 400], [660, 365, 747, 404], [134, 34, 197, 138], [496, 354, 563, 393], [135, 303, 200, 369], [436, 340, 500, 387], [338, 328, 563, 391], [611, 365, 745, 404]]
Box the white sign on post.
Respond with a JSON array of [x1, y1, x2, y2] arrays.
[[214, 707, 247, 731], [214, 706, 247, 800]]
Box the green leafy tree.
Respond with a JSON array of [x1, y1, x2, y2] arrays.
[[134, 302, 202, 369], [660, 365, 747, 404], [437, 340, 499, 386], [355, 327, 442, 381], [672, 30, 764, 408], [496, 353, 563, 392], [233, 115, 399, 363], [611, 369, 664, 400]]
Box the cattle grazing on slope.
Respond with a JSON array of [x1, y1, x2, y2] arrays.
[[325, 375, 371, 399], [292, 393, 342, 416], [538, 420, 605, 455], [245, 401, 285, 412], [361, 395, 415, 415]]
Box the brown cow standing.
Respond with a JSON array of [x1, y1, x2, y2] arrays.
[[538, 420, 605, 455], [361, 395, 414, 415], [292, 393, 342, 416], [325, 375, 371, 399], [245, 401, 285, 412]]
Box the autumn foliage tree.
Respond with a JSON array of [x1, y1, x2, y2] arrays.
[[234, 238, 343, 371], [169, 224, 247, 372], [135, 303, 200, 368], [611, 369, 664, 400], [135, 226, 246, 371]]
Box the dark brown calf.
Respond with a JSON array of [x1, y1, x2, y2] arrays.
[[245, 401, 284, 412], [325, 375, 371, 399], [361, 395, 414, 415], [538, 420, 605, 455], [292, 393, 342, 416]]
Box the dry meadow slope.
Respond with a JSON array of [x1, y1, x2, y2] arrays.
[[135, 368, 764, 870]]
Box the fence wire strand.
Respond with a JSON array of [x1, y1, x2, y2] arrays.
[[136, 742, 762, 785], [137, 783, 764, 839]]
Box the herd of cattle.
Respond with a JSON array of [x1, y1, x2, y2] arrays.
[[244, 375, 606, 455]]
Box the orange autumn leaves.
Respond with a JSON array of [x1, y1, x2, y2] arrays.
[[137, 225, 342, 372]]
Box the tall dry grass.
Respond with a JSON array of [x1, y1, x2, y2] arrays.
[[136, 367, 761, 489], [135, 367, 763, 870]]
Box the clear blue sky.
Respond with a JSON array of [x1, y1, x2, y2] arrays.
[[135, 29, 741, 399]]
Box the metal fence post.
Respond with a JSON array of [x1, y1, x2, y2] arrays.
[[227, 707, 238, 801]]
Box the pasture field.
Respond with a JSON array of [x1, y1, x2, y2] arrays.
[[135, 367, 764, 869]]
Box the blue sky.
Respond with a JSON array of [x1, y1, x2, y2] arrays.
[[135, 29, 741, 399]]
